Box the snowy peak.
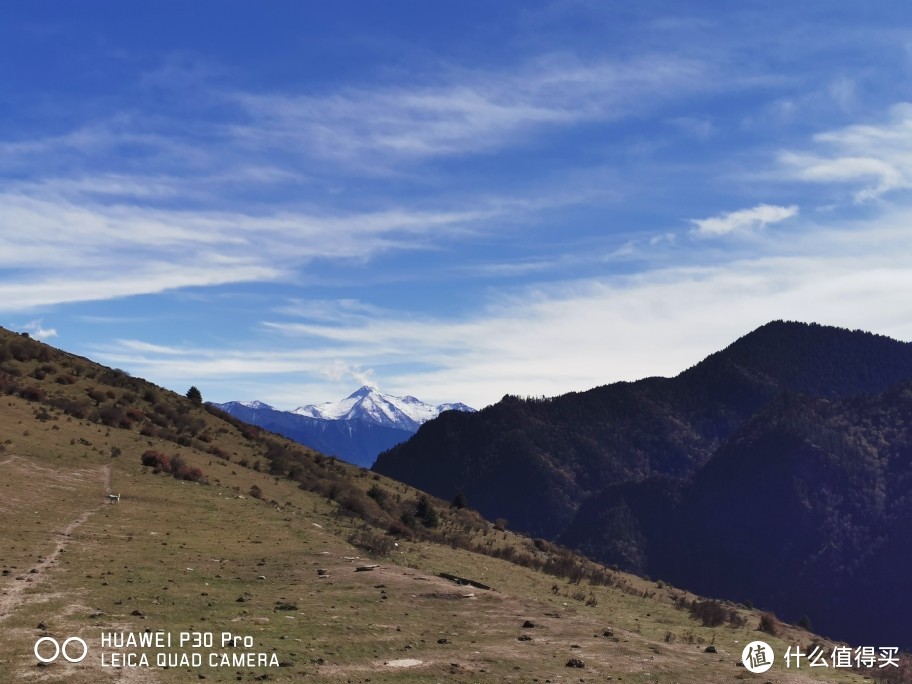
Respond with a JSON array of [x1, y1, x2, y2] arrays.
[[213, 387, 474, 468], [438, 402, 474, 413], [293, 386, 474, 431], [239, 400, 273, 410], [345, 385, 379, 400]]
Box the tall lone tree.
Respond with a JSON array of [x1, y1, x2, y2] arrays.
[[186, 386, 202, 405]]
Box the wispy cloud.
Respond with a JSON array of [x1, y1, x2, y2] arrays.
[[780, 102, 912, 202], [229, 53, 714, 167], [0, 186, 506, 311], [19, 319, 57, 340], [318, 360, 377, 389], [93, 215, 912, 409], [690, 203, 798, 237]]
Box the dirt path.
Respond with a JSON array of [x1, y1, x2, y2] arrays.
[[0, 463, 111, 623]]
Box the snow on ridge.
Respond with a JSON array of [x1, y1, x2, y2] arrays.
[[239, 400, 273, 410], [291, 386, 473, 430]]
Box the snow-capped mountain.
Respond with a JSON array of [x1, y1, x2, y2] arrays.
[[211, 387, 474, 468], [238, 400, 274, 410], [292, 386, 472, 432]]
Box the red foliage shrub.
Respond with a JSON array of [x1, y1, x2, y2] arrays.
[[140, 450, 206, 483], [208, 446, 230, 460], [125, 407, 145, 421], [239, 424, 261, 441], [98, 405, 132, 429], [141, 449, 171, 473], [19, 386, 46, 402]]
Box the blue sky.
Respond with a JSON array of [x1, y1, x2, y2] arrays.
[[4, 1, 912, 409]]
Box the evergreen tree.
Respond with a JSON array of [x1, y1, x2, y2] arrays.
[[186, 386, 202, 405]]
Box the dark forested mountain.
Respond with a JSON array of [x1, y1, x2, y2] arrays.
[[561, 384, 912, 649], [374, 321, 912, 537], [373, 321, 912, 648]]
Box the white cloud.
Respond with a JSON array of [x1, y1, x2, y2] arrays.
[[318, 360, 376, 389], [93, 215, 912, 409], [20, 319, 57, 340], [229, 54, 713, 167], [0, 188, 506, 312], [690, 203, 799, 237], [780, 102, 912, 201]]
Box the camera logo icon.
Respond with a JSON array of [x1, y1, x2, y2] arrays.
[[34, 636, 89, 663]]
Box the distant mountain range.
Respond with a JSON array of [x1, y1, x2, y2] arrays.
[[373, 321, 912, 649], [213, 386, 474, 468]]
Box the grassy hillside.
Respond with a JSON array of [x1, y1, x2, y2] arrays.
[[0, 328, 898, 683]]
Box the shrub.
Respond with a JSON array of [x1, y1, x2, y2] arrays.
[[179, 465, 206, 483], [239, 424, 260, 441], [690, 600, 728, 627], [47, 396, 92, 419], [758, 612, 778, 636], [125, 407, 145, 422], [728, 610, 747, 628], [415, 496, 439, 528], [387, 519, 414, 537], [367, 484, 388, 506], [208, 446, 230, 460], [339, 489, 377, 519], [186, 386, 202, 405], [19, 386, 46, 402], [86, 388, 107, 406], [451, 492, 468, 509], [348, 528, 395, 556], [400, 510, 416, 528], [98, 405, 132, 429], [249, 484, 263, 499], [141, 449, 171, 473]]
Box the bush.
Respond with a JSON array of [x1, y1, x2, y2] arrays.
[[249, 484, 263, 499], [400, 510, 416, 528], [125, 407, 145, 422], [367, 484, 388, 506], [758, 612, 778, 636], [415, 496, 439, 528], [690, 600, 728, 627], [451, 492, 468, 509], [141, 449, 171, 473], [239, 424, 260, 441], [98, 405, 132, 429], [186, 386, 203, 405], [86, 388, 107, 406], [19, 386, 46, 402], [348, 529, 395, 556]]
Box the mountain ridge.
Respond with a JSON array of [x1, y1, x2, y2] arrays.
[[374, 320, 912, 535], [373, 320, 912, 649]]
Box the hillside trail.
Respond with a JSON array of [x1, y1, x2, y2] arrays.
[[0, 458, 111, 623]]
